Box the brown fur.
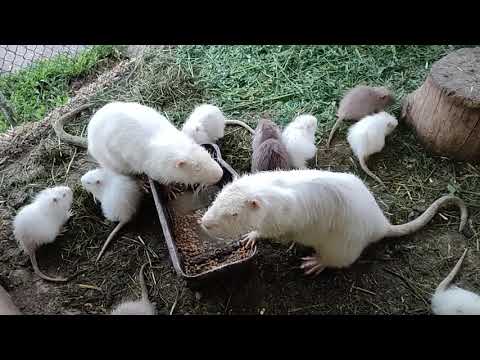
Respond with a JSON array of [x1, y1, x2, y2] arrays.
[[252, 139, 289, 172], [327, 85, 395, 147], [252, 118, 282, 151], [251, 119, 289, 172]]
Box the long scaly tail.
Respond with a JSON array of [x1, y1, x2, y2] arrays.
[[96, 222, 125, 262], [29, 252, 68, 282], [386, 196, 468, 238]]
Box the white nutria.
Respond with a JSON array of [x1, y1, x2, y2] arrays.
[[347, 111, 398, 185], [0, 284, 21, 315], [431, 248, 480, 315], [327, 85, 394, 147], [13, 186, 74, 282], [81, 168, 142, 262], [201, 170, 468, 276], [281, 114, 318, 169], [87, 102, 223, 187], [110, 263, 156, 315], [181, 103, 254, 144]]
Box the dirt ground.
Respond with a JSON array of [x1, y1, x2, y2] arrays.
[[1, 57, 479, 315]]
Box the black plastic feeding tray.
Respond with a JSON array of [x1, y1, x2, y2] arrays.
[[149, 143, 257, 286]]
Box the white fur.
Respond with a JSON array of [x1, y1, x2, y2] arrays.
[[0, 285, 21, 315], [87, 102, 223, 187], [431, 286, 480, 315], [347, 111, 398, 161], [181, 104, 226, 144], [201, 170, 391, 269], [13, 186, 73, 254], [110, 300, 156, 315], [81, 168, 141, 224], [281, 115, 318, 169]]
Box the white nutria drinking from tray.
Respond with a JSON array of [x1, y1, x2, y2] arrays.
[[87, 102, 224, 188], [200, 169, 468, 276]]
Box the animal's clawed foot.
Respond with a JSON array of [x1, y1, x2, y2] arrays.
[[167, 184, 183, 200], [300, 256, 326, 276], [287, 242, 295, 252], [167, 190, 178, 201], [142, 183, 151, 194], [66, 209, 75, 219], [241, 231, 258, 250]]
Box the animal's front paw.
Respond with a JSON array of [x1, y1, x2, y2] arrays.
[[166, 184, 183, 200], [66, 209, 75, 219], [300, 255, 326, 277], [142, 183, 151, 194], [167, 189, 178, 201], [241, 231, 259, 250]]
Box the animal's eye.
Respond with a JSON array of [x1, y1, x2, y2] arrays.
[[63, 193, 66, 198], [231, 213, 238, 217]]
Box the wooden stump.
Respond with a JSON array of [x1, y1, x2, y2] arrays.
[[401, 47, 480, 162]]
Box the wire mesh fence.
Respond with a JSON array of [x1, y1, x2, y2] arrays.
[[0, 45, 89, 75]]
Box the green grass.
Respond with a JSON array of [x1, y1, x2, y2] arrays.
[[0, 45, 121, 132], [87, 45, 460, 173], [90, 45, 457, 130], [174, 45, 455, 128], [4, 45, 480, 315]]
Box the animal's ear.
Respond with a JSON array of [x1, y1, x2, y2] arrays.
[[246, 199, 260, 209], [176, 160, 187, 168], [380, 94, 388, 99]]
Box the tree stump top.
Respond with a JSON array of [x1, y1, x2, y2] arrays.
[[430, 47, 480, 108]]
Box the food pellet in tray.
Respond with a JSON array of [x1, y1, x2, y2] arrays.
[[169, 205, 252, 276]]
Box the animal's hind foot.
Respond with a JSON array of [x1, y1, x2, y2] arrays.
[[300, 256, 326, 277]]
